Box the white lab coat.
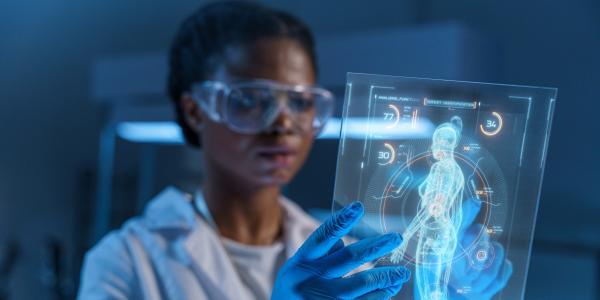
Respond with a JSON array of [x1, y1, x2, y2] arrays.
[[77, 186, 320, 300]]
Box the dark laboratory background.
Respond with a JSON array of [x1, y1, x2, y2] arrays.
[[0, 0, 598, 299]]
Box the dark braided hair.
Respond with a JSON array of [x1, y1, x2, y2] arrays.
[[167, 1, 317, 147]]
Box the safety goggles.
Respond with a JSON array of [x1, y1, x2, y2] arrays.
[[191, 79, 334, 135]]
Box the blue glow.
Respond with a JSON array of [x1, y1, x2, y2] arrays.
[[117, 119, 345, 143], [116, 122, 184, 144], [318, 118, 342, 139], [116, 118, 433, 143], [116, 120, 343, 143]]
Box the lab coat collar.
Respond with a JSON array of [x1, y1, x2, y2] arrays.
[[141, 186, 321, 299], [144, 186, 196, 232], [142, 187, 246, 299]]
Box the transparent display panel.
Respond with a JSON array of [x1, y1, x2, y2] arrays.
[[332, 73, 557, 300]]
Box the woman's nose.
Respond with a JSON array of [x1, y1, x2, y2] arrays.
[[266, 103, 295, 134]]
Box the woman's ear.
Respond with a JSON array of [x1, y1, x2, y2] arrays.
[[180, 93, 204, 133]]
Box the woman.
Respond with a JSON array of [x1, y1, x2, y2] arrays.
[[77, 2, 409, 300]]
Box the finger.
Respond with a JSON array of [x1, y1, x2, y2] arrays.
[[480, 259, 513, 298], [451, 224, 487, 284], [460, 224, 489, 251], [459, 198, 482, 234], [330, 266, 410, 299], [297, 201, 364, 260], [354, 283, 404, 300], [318, 233, 402, 278], [327, 239, 345, 256], [471, 242, 505, 293]]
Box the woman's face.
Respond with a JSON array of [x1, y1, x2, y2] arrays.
[[194, 38, 317, 187]]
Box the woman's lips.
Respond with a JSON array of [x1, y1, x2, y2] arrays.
[[256, 146, 297, 168]]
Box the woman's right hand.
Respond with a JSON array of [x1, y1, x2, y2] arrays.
[[271, 202, 411, 300]]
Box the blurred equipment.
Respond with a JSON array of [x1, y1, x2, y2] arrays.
[[0, 239, 19, 300], [40, 237, 73, 300]]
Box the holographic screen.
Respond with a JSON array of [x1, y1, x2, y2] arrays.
[[332, 73, 557, 300]]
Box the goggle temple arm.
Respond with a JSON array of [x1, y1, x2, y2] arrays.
[[193, 81, 227, 123]]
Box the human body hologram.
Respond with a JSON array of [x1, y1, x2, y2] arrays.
[[390, 116, 465, 300]]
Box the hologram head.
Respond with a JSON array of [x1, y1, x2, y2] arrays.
[[431, 116, 462, 160]]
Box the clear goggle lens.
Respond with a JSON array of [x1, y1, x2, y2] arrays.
[[192, 80, 334, 135]]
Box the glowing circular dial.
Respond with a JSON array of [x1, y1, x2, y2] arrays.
[[377, 143, 396, 166], [480, 112, 503, 136], [384, 104, 400, 129]]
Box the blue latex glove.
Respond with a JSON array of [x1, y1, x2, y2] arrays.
[[272, 201, 411, 300], [447, 198, 513, 299]]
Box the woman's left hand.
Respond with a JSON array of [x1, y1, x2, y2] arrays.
[[448, 198, 513, 299]]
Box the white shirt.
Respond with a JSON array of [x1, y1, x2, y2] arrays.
[[77, 186, 320, 300], [221, 238, 286, 300]]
